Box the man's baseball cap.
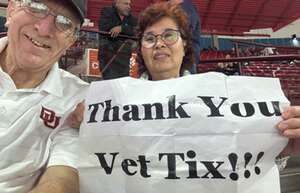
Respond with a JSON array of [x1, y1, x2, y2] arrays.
[[67, 0, 87, 25]]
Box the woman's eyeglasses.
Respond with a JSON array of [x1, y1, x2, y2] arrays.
[[16, 0, 79, 36], [141, 29, 181, 49]]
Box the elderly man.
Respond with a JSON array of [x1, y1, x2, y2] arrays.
[[0, 0, 88, 193], [98, 0, 137, 80]]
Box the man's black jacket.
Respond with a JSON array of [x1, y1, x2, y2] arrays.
[[99, 5, 137, 41]]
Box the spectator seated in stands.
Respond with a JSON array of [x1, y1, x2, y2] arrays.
[[216, 54, 239, 75], [261, 47, 277, 56]]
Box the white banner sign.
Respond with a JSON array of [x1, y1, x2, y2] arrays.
[[79, 72, 290, 193]]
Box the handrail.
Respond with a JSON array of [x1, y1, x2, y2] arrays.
[[231, 39, 300, 50], [80, 28, 138, 40], [200, 54, 300, 64]]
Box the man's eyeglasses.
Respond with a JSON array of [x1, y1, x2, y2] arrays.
[[141, 29, 181, 49], [16, 0, 79, 36]]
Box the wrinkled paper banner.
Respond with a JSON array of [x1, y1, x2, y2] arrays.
[[78, 72, 290, 193]]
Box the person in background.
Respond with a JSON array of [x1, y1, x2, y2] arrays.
[[167, 0, 201, 74], [0, 0, 88, 192], [98, 0, 137, 80], [216, 54, 239, 75]]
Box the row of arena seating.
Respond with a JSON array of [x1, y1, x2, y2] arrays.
[[200, 51, 229, 60], [198, 62, 300, 105]]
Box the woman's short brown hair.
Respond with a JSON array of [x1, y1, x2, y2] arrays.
[[136, 2, 194, 76]]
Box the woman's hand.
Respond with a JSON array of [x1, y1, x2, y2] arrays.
[[277, 106, 300, 155], [67, 102, 85, 129]]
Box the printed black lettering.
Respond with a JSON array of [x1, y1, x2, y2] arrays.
[[200, 161, 225, 179], [123, 105, 141, 121], [143, 103, 165, 120], [101, 100, 121, 122], [198, 96, 227, 117], [159, 153, 184, 179], [258, 101, 281, 117], [121, 159, 138, 176], [94, 152, 119, 175], [231, 103, 255, 117], [167, 95, 191, 119], [137, 155, 151, 177], [186, 150, 200, 179], [87, 103, 102, 123]]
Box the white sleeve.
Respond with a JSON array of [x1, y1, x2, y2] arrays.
[[46, 76, 88, 169], [47, 126, 79, 169]]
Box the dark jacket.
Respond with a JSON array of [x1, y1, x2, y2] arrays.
[[99, 5, 137, 42], [181, 0, 201, 64], [98, 5, 137, 79]]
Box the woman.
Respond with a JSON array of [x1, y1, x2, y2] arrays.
[[136, 2, 193, 80], [68, 2, 300, 158]]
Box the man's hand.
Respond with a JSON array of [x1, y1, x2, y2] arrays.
[[67, 102, 84, 129], [110, 26, 122, 38], [27, 166, 79, 193], [277, 106, 300, 155]]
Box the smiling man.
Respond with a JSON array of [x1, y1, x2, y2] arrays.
[[0, 0, 88, 193]]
